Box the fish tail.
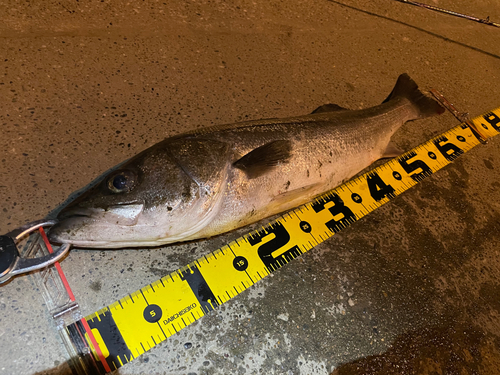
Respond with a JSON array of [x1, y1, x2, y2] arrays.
[[383, 73, 445, 119]]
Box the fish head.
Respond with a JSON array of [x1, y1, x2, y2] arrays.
[[49, 139, 230, 248]]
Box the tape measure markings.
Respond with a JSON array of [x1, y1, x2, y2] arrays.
[[65, 107, 500, 373]]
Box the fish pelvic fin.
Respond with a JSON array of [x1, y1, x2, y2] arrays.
[[268, 183, 322, 212], [233, 140, 292, 179], [380, 141, 404, 159], [311, 103, 348, 114], [383, 73, 445, 119]]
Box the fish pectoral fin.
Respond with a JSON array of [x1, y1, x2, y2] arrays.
[[233, 140, 292, 179], [311, 103, 348, 114], [380, 141, 404, 159]]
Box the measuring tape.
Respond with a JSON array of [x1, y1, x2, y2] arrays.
[[63, 107, 500, 374]]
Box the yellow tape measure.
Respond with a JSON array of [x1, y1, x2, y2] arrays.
[[66, 108, 500, 373]]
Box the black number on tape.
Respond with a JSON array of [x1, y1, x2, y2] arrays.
[[233, 256, 248, 271], [351, 193, 362, 203], [311, 192, 356, 233], [144, 304, 163, 323], [433, 135, 463, 161], [367, 172, 395, 201], [248, 222, 303, 272], [299, 221, 312, 233], [484, 112, 500, 131], [398, 151, 432, 182]]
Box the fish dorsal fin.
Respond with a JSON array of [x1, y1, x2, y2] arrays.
[[167, 137, 231, 187], [233, 140, 292, 179], [311, 103, 348, 114]]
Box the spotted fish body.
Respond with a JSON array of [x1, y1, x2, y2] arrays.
[[49, 74, 444, 248]]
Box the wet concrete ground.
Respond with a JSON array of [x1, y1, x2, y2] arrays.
[[1, 1, 500, 374]]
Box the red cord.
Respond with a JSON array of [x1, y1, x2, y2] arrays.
[[39, 228, 112, 373]]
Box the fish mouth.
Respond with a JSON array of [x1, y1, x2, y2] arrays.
[[57, 203, 144, 223], [48, 203, 145, 245], [57, 206, 102, 220]]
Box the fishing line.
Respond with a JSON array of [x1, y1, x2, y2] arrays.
[[394, 0, 500, 28]]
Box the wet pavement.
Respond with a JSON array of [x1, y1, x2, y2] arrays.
[[1, 1, 500, 374]]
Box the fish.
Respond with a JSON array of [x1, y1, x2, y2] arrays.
[[48, 74, 444, 248]]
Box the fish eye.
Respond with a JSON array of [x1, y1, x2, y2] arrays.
[[107, 170, 137, 194]]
